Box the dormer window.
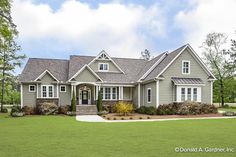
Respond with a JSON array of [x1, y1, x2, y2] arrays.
[[98, 63, 109, 72], [182, 60, 190, 74]]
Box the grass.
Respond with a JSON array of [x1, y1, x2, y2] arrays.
[[0, 113, 236, 157]]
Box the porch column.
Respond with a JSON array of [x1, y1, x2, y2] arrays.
[[119, 86, 123, 100], [138, 83, 140, 108], [96, 85, 99, 100], [156, 80, 159, 108]]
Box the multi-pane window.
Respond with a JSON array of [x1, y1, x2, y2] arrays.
[[193, 88, 197, 101], [147, 88, 152, 103], [112, 87, 117, 99], [100, 87, 117, 100], [187, 88, 191, 101], [98, 63, 109, 71], [182, 61, 190, 74], [181, 88, 185, 102], [29, 85, 35, 92], [42, 85, 54, 98], [105, 87, 111, 99], [60, 85, 66, 92], [42, 86, 47, 97]]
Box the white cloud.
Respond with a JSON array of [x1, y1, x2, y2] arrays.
[[175, 0, 236, 54], [12, 0, 166, 58]]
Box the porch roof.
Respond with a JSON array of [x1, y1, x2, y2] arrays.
[[171, 77, 205, 85]]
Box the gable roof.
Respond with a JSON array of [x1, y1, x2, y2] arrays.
[[69, 64, 103, 82], [88, 50, 125, 74], [34, 70, 59, 82], [20, 44, 215, 84], [19, 58, 69, 82]]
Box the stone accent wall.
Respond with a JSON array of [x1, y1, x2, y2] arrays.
[[36, 98, 59, 106]]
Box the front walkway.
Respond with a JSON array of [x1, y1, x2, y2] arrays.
[[76, 115, 236, 122]]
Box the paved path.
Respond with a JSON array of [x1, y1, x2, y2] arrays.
[[76, 115, 236, 122]]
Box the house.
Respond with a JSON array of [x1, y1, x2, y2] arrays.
[[19, 44, 216, 114]]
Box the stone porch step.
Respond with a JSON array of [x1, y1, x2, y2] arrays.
[[76, 105, 97, 115]]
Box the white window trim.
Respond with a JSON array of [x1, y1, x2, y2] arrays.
[[98, 63, 109, 72], [100, 87, 117, 100], [182, 60, 190, 74], [147, 88, 152, 103], [60, 85, 66, 92], [29, 85, 36, 92], [177, 86, 201, 102], [41, 85, 54, 98]]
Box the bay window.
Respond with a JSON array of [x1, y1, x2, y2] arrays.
[[177, 86, 201, 102]]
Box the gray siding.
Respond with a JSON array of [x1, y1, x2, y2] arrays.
[[59, 85, 71, 106], [38, 73, 57, 97], [132, 86, 138, 107], [141, 81, 156, 107], [22, 84, 36, 107], [74, 68, 98, 82], [123, 87, 132, 100], [89, 60, 120, 72], [159, 48, 211, 104]]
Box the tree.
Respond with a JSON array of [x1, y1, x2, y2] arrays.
[[141, 49, 151, 60], [97, 90, 102, 112], [71, 90, 76, 112], [0, 0, 26, 112], [225, 38, 236, 73], [201, 32, 234, 107]]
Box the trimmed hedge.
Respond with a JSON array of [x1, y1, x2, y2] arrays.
[[136, 102, 217, 115]]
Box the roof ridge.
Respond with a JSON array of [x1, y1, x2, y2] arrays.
[[29, 57, 68, 61]]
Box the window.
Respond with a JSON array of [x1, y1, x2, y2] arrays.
[[182, 61, 190, 74], [100, 87, 117, 100], [193, 88, 197, 101], [112, 87, 117, 99], [105, 87, 111, 99], [181, 88, 185, 101], [187, 88, 191, 101], [98, 63, 109, 71], [29, 85, 35, 92], [60, 85, 66, 92], [147, 88, 152, 103], [41, 85, 54, 98], [178, 87, 200, 102]]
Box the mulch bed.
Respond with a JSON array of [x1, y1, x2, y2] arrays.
[[102, 113, 223, 120]]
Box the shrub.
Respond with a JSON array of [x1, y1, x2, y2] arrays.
[[157, 103, 179, 115], [114, 101, 133, 116], [58, 105, 70, 114], [201, 103, 217, 114], [66, 111, 76, 116], [1, 107, 8, 113], [97, 90, 103, 112], [71, 91, 76, 112], [11, 105, 22, 116], [22, 106, 36, 115], [136, 106, 156, 115], [97, 110, 108, 116], [177, 101, 201, 115], [11, 112, 24, 117], [37, 102, 58, 115], [223, 111, 235, 116]]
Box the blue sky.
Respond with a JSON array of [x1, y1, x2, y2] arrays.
[[11, 0, 236, 74]]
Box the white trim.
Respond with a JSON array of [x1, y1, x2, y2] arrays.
[[147, 88, 152, 103], [156, 80, 159, 107], [176, 86, 201, 102], [98, 63, 109, 72], [36, 83, 39, 98], [20, 84, 23, 108], [174, 83, 205, 86], [99, 84, 135, 87], [88, 50, 125, 74], [182, 60, 190, 74], [60, 85, 66, 92], [100, 86, 118, 100], [138, 52, 167, 81], [28, 85, 36, 92], [156, 44, 216, 79], [138, 83, 141, 108], [34, 70, 59, 82], [210, 81, 213, 104], [68, 64, 103, 82], [41, 85, 54, 98]]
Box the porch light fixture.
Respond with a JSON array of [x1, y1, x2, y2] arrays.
[[83, 85, 87, 90]]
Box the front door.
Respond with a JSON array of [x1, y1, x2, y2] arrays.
[[82, 90, 88, 104]]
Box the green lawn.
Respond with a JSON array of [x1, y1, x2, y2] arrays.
[[0, 113, 236, 157]]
